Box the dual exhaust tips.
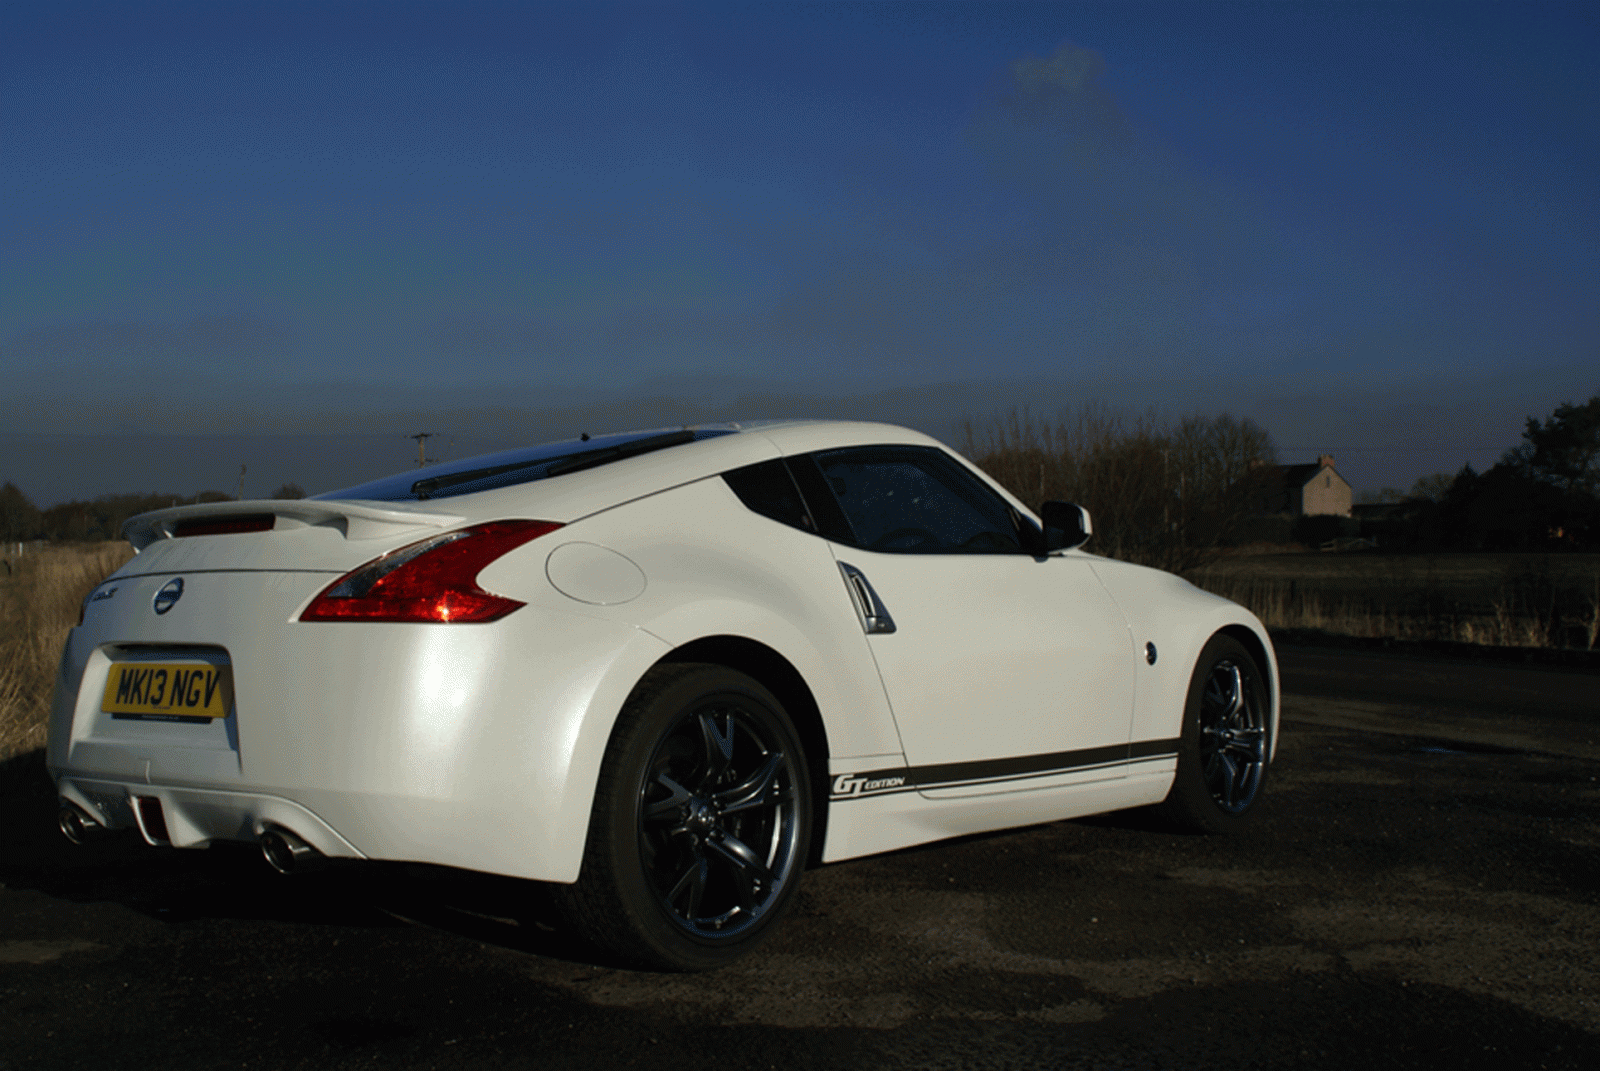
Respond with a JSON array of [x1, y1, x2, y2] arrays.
[[58, 801, 328, 875]]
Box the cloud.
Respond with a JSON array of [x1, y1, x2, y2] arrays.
[[993, 43, 1133, 171], [739, 41, 1287, 382], [966, 41, 1258, 282]]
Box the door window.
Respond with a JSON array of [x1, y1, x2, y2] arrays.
[[808, 446, 1024, 554]]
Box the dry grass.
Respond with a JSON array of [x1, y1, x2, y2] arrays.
[[1191, 552, 1600, 650], [1, 542, 133, 763]]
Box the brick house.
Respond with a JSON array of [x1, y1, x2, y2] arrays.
[[1261, 454, 1352, 517]]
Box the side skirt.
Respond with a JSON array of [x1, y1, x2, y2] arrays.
[[818, 764, 1175, 864]]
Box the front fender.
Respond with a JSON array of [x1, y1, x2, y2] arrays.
[[1086, 557, 1279, 759]]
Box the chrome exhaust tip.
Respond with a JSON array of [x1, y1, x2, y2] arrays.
[[260, 826, 326, 874], [59, 803, 111, 844]]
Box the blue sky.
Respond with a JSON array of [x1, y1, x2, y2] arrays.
[[3, 0, 1596, 504]]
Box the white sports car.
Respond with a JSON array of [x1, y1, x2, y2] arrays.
[[49, 420, 1277, 970]]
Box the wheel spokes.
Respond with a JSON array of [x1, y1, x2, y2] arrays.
[[1222, 727, 1266, 761], [1214, 752, 1240, 806], [715, 753, 787, 815], [1223, 665, 1244, 719], [1204, 677, 1226, 717], [643, 773, 693, 824], [638, 695, 805, 937], [666, 854, 709, 918], [696, 710, 735, 787], [1204, 664, 1245, 723], [1197, 659, 1265, 813], [706, 832, 773, 911]]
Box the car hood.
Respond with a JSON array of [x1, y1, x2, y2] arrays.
[[1083, 553, 1257, 626]]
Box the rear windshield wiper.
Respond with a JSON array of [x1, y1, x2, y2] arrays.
[[409, 430, 695, 499]]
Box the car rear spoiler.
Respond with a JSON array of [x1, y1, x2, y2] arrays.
[[122, 499, 466, 551]]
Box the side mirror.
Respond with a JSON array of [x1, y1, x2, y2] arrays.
[[1041, 501, 1092, 552]]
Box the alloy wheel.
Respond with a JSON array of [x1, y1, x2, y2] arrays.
[[637, 702, 802, 939], [1197, 659, 1267, 814]]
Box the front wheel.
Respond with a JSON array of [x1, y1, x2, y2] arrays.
[[1156, 634, 1271, 833], [558, 664, 812, 970]]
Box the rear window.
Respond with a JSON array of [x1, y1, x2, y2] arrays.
[[319, 428, 734, 503], [722, 459, 814, 532]]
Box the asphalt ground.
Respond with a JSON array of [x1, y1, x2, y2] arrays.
[[1, 645, 1597, 1071]]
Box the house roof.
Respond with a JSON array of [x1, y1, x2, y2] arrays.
[[1272, 460, 1348, 490], [1277, 463, 1327, 490]]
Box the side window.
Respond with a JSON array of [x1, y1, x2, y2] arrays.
[[722, 459, 814, 533], [808, 446, 1024, 554]]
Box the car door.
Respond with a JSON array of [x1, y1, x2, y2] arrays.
[[792, 446, 1136, 799]]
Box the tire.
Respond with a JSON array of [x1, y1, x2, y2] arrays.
[[558, 663, 812, 971], [1156, 634, 1270, 834]]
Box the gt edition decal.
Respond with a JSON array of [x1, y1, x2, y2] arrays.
[[831, 773, 907, 798], [830, 738, 1182, 800]]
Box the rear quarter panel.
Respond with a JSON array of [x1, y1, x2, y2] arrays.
[[476, 474, 906, 764]]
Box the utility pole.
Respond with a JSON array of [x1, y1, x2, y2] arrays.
[[238, 464, 247, 500], [410, 432, 435, 467]]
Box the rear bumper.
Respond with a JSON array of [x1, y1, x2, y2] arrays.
[[48, 571, 674, 883], [57, 777, 364, 858]]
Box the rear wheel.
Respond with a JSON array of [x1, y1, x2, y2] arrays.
[[559, 664, 811, 970], [1157, 634, 1270, 833]]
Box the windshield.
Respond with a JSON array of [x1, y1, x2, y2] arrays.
[[317, 428, 734, 503]]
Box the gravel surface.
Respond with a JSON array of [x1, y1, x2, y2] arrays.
[[2, 646, 1596, 1070]]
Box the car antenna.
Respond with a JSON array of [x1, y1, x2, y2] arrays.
[[581, 432, 590, 441]]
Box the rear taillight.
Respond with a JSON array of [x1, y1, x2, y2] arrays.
[[299, 520, 561, 623]]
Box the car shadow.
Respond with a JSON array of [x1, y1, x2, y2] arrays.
[[0, 748, 627, 969]]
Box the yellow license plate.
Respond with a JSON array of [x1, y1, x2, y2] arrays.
[[102, 663, 233, 720]]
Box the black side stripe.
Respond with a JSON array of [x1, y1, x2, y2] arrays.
[[1130, 737, 1182, 760], [830, 738, 1182, 800]]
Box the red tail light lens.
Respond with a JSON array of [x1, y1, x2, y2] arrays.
[[300, 520, 561, 623]]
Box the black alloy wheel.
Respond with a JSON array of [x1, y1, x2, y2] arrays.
[[1196, 655, 1268, 814], [560, 664, 811, 971], [1157, 634, 1271, 833], [639, 693, 805, 939]]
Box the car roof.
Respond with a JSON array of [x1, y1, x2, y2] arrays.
[[316, 419, 953, 521], [747, 419, 945, 455]]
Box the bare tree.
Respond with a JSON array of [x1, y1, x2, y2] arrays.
[[962, 406, 1277, 573], [0, 483, 42, 542], [1407, 472, 1456, 503]]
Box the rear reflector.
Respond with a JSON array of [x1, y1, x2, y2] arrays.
[[299, 519, 561, 623], [173, 514, 276, 537]]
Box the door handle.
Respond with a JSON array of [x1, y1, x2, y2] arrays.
[[838, 562, 896, 634]]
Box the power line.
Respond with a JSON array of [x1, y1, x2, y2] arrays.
[[1277, 446, 1508, 454]]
